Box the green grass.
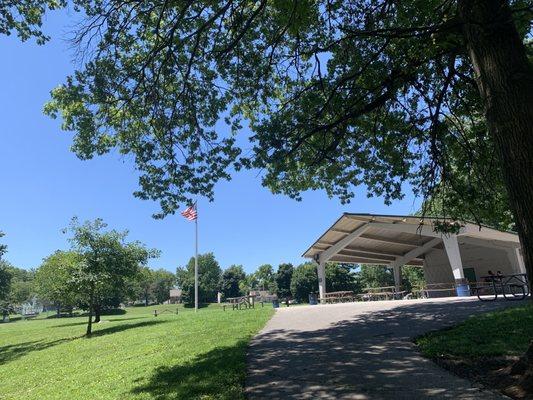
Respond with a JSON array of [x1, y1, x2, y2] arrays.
[[417, 304, 533, 359], [0, 304, 274, 399]]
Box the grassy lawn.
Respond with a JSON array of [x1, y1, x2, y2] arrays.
[[0, 304, 274, 400], [417, 304, 533, 359]]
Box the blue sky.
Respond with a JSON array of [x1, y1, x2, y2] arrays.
[[0, 10, 422, 274]]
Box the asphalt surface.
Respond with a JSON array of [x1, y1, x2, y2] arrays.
[[246, 297, 522, 399]]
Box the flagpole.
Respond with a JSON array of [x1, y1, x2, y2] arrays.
[[194, 202, 198, 312]]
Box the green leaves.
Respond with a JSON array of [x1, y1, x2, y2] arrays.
[[43, 0, 531, 222], [0, 0, 66, 44]]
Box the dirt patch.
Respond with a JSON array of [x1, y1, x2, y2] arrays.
[[432, 355, 533, 399]]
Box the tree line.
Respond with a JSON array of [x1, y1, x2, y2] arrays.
[[1, 225, 426, 331], [179, 253, 426, 304]]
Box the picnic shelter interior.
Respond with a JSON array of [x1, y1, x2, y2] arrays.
[[303, 213, 525, 301]]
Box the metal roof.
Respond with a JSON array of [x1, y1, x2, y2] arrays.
[[303, 213, 520, 266]]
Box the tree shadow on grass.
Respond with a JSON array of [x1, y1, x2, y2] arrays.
[[88, 319, 169, 338], [53, 316, 150, 328], [2, 320, 170, 365], [131, 340, 249, 400], [0, 338, 75, 364]]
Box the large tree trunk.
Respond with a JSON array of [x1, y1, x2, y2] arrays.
[[458, 0, 533, 390], [458, 0, 533, 284], [94, 305, 101, 323]]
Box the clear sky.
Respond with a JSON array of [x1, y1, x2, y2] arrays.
[[0, 10, 422, 274]]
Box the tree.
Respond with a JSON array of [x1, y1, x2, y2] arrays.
[[0, 1, 65, 44], [239, 272, 258, 294], [0, 231, 6, 259], [66, 218, 157, 335], [325, 264, 359, 293], [40, 0, 533, 381], [8, 268, 34, 305], [152, 269, 175, 304], [358, 265, 395, 289], [0, 260, 12, 321], [290, 263, 318, 303], [401, 266, 426, 293], [34, 251, 80, 315], [44, 1, 533, 271], [276, 263, 294, 299], [134, 266, 155, 306], [176, 253, 221, 305], [219, 265, 245, 299], [255, 264, 276, 293]]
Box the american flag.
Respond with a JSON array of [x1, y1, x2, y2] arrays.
[[180, 204, 197, 221]]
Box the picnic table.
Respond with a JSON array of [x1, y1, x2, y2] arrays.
[[362, 286, 406, 301], [320, 291, 356, 304], [411, 283, 457, 299], [226, 295, 258, 310], [473, 273, 529, 301]]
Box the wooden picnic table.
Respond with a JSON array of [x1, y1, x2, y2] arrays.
[[362, 286, 406, 301], [320, 291, 356, 304], [411, 283, 457, 299]]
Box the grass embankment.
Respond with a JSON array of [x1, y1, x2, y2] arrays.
[[417, 304, 533, 358], [416, 304, 533, 399], [0, 304, 274, 400]]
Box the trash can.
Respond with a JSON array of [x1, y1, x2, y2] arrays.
[[308, 293, 318, 305], [272, 299, 279, 308], [456, 283, 470, 297]]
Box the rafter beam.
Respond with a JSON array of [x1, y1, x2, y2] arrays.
[[338, 249, 396, 263], [319, 223, 370, 263], [389, 237, 442, 269], [358, 233, 421, 248], [343, 244, 423, 259], [369, 222, 446, 237]]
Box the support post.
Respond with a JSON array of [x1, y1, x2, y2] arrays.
[[393, 265, 402, 292], [317, 261, 326, 302], [442, 234, 468, 296], [507, 247, 526, 274]]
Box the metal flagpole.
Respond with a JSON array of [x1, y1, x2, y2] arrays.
[[194, 202, 198, 312]]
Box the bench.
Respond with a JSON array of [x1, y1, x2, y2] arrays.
[[412, 283, 457, 299]]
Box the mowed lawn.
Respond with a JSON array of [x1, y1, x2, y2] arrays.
[[0, 304, 274, 400], [417, 304, 533, 358]]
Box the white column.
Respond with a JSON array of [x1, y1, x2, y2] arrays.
[[317, 261, 326, 300], [442, 234, 464, 280], [507, 247, 526, 274], [393, 265, 402, 292]]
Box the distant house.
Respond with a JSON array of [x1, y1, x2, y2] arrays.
[[168, 289, 183, 304]]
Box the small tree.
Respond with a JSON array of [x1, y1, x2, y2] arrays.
[[0, 260, 12, 322], [401, 266, 426, 293], [290, 263, 318, 303], [220, 265, 245, 299], [152, 269, 175, 304], [276, 263, 294, 300], [35, 251, 80, 315], [358, 265, 395, 289], [133, 267, 154, 306], [67, 218, 157, 335], [326, 264, 359, 293], [255, 264, 276, 293], [176, 253, 221, 305]]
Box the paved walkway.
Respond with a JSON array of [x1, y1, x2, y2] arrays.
[[246, 297, 522, 399]]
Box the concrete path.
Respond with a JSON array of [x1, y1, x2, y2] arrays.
[[246, 297, 522, 399]]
